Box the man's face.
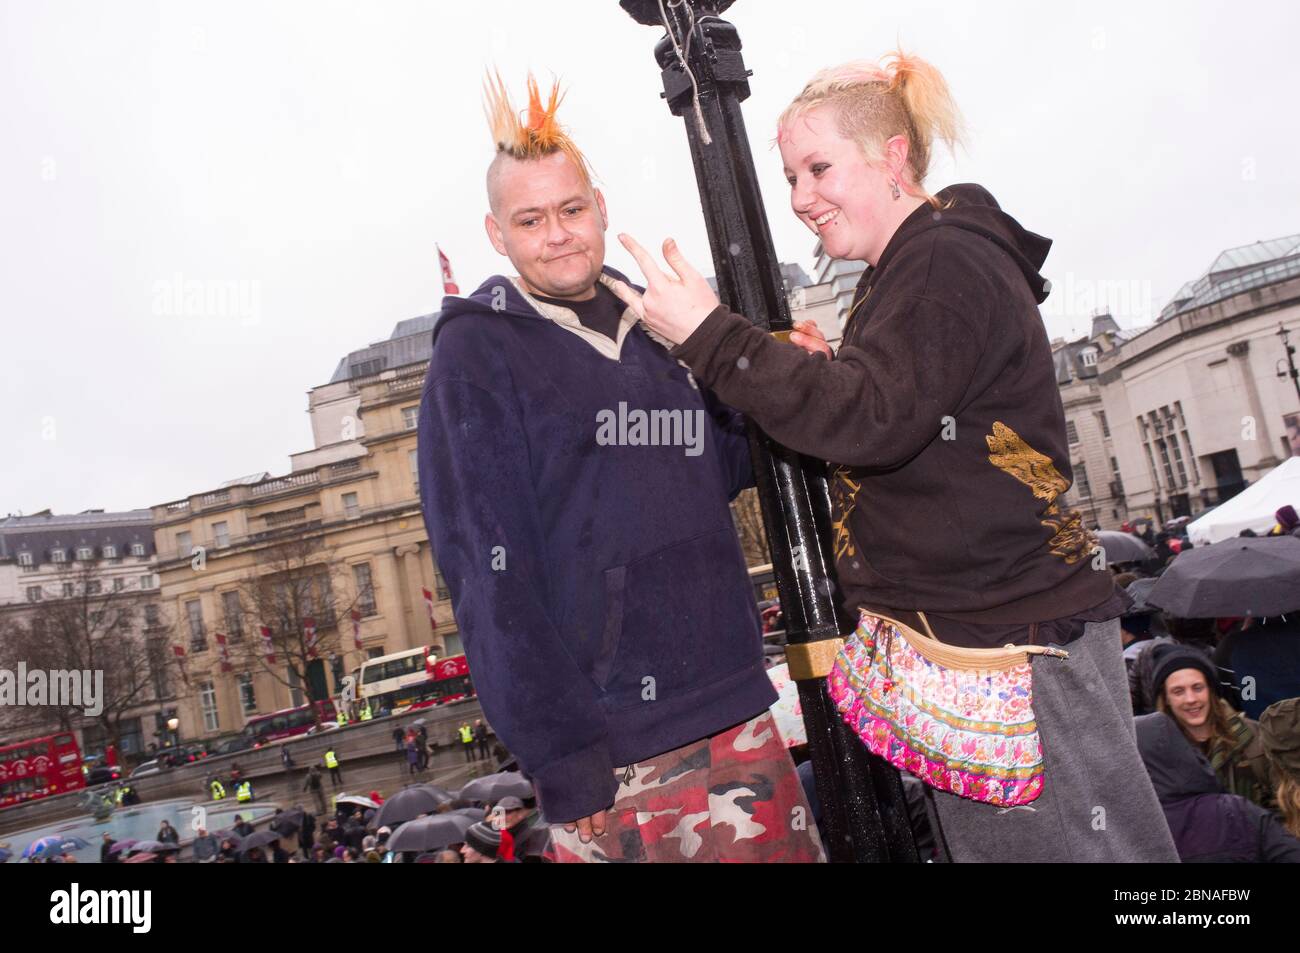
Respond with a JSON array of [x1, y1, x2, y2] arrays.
[[1164, 669, 1211, 730], [486, 151, 608, 301]]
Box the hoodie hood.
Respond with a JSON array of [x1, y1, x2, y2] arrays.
[[875, 183, 1054, 304], [1134, 712, 1221, 802], [431, 264, 639, 348]]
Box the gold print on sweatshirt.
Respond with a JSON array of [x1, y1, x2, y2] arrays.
[[985, 421, 1094, 564], [829, 466, 863, 562]]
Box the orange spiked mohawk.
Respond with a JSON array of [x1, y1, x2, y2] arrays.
[[483, 69, 594, 188]]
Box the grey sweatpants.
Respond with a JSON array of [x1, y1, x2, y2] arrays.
[[922, 616, 1179, 862]]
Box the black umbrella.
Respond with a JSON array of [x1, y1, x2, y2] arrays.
[[269, 809, 304, 836], [1096, 530, 1153, 565], [387, 808, 485, 853], [237, 830, 283, 854], [213, 830, 243, 850], [1147, 536, 1300, 617], [414, 783, 455, 802], [373, 785, 451, 829], [1124, 578, 1160, 614], [457, 771, 533, 805]]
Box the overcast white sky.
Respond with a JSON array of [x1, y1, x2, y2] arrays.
[[3, 0, 1298, 517]]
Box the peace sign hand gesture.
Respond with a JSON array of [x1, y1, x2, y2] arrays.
[[608, 233, 721, 347]]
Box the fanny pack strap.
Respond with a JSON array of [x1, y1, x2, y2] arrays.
[[870, 610, 1068, 671]]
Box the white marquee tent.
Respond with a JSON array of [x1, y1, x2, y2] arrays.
[[1186, 456, 1300, 544]]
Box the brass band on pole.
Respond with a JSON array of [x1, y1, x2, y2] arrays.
[[784, 638, 845, 681]]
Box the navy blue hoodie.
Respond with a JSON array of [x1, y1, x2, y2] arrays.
[[416, 266, 776, 823]]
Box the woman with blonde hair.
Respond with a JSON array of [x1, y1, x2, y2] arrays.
[[613, 50, 1177, 861]]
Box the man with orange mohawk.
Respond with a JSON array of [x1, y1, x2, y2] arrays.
[[416, 73, 823, 862]]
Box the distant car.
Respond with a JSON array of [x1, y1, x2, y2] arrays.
[[129, 760, 162, 778], [152, 744, 208, 767], [85, 765, 122, 786], [210, 736, 252, 756], [304, 722, 340, 736]]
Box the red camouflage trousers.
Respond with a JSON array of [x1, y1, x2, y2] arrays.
[[546, 710, 826, 863]]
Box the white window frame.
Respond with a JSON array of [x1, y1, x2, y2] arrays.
[[353, 562, 376, 616], [18, 551, 33, 567], [199, 681, 220, 732], [103, 544, 117, 559], [238, 673, 257, 715], [342, 492, 360, 519], [213, 521, 230, 547], [26, 586, 42, 602], [76, 546, 93, 561], [131, 542, 146, 557], [51, 549, 67, 563], [401, 405, 419, 430]]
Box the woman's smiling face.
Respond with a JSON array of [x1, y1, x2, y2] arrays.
[[779, 105, 900, 266]]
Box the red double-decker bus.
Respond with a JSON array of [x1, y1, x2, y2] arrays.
[[358, 649, 474, 715], [242, 699, 337, 747], [0, 733, 86, 810]]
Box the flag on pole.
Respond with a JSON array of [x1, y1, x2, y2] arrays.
[[421, 587, 438, 635], [437, 244, 460, 296], [215, 632, 232, 673], [260, 624, 277, 665], [350, 608, 363, 651], [171, 644, 190, 686]]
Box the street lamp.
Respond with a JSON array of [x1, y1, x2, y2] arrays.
[[619, 0, 918, 862]]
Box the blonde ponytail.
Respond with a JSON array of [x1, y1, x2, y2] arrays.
[[778, 50, 964, 206]]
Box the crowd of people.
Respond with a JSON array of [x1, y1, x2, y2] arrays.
[[1103, 512, 1300, 861]]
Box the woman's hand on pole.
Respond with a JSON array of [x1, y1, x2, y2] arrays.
[[609, 233, 720, 346], [790, 319, 833, 359]]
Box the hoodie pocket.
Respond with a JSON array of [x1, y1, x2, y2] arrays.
[[596, 527, 762, 707]]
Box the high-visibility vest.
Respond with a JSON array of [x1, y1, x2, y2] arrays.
[[458, 725, 473, 744], [210, 780, 226, 800], [114, 787, 124, 805], [337, 711, 348, 726], [236, 781, 253, 802], [359, 704, 372, 721], [324, 750, 339, 769]]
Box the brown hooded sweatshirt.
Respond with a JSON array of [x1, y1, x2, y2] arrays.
[[671, 183, 1124, 648]]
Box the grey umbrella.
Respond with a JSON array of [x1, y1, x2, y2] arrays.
[[1096, 530, 1154, 565], [387, 808, 485, 853], [1147, 535, 1300, 617], [373, 785, 450, 829], [457, 771, 534, 805]]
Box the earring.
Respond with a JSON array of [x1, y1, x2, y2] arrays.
[[890, 179, 901, 200]]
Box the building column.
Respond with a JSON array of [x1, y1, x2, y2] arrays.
[[1228, 340, 1280, 470], [395, 542, 444, 655]]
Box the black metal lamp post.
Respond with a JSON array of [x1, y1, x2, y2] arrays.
[[619, 0, 918, 862]]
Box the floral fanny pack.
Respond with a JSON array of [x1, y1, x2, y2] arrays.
[[826, 608, 1069, 807]]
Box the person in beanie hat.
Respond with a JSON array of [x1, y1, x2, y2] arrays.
[[1152, 643, 1271, 806], [461, 821, 500, 863], [1269, 504, 1300, 537], [1134, 712, 1300, 863], [461, 821, 517, 863], [1259, 698, 1300, 838]]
